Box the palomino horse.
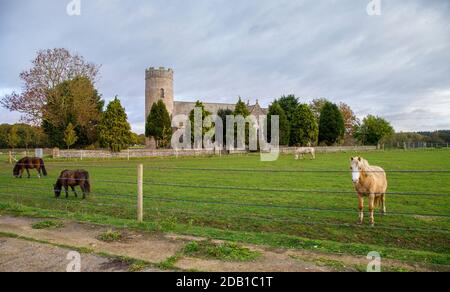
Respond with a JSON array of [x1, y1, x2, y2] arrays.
[[350, 157, 387, 226], [295, 147, 316, 160], [13, 157, 48, 178]]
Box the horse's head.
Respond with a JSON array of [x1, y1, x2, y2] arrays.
[[54, 183, 62, 198], [13, 163, 20, 178], [350, 157, 364, 183]]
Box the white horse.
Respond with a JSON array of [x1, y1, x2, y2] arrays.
[[295, 147, 316, 160]]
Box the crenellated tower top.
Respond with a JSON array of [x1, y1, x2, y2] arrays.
[[145, 67, 174, 80]]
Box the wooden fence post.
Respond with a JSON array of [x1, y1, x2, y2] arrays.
[[137, 164, 143, 223], [8, 151, 12, 164]]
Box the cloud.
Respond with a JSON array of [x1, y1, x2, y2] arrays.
[[1, 0, 449, 133]]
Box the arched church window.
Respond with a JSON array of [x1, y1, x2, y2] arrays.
[[160, 88, 165, 99]]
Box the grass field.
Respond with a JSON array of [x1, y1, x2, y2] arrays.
[[0, 149, 449, 267]]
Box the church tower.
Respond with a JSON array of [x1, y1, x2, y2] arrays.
[[145, 67, 174, 147], [145, 67, 174, 120]]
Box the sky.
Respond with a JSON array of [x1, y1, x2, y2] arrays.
[[0, 0, 449, 133]]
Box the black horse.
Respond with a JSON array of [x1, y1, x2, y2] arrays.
[[54, 170, 91, 199], [13, 157, 47, 178]]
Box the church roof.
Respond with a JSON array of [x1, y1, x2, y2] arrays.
[[173, 101, 267, 116]]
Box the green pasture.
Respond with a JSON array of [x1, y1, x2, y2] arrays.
[[0, 149, 449, 266]]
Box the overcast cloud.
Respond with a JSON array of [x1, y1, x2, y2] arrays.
[[0, 0, 449, 133]]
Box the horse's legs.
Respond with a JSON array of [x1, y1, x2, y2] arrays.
[[64, 186, 69, 198], [358, 195, 364, 224], [381, 194, 386, 215], [19, 169, 23, 178], [26, 168, 31, 179], [37, 168, 41, 179], [368, 194, 375, 226], [70, 186, 78, 198], [80, 185, 86, 200]]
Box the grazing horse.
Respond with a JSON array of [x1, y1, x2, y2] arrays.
[[350, 157, 387, 226], [295, 147, 316, 160], [13, 157, 47, 178], [54, 170, 90, 199]]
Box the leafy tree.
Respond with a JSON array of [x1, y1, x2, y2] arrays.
[[0, 124, 49, 148], [7, 126, 20, 150], [64, 123, 78, 149], [146, 100, 172, 148], [355, 115, 395, 145], [98, 97, 133, 152], [267, 101, 290, 145], [290, 104, 318, 146], [309, 98, 329, 122], [277, 95, 299, 123], [318, 101, 345, 145], [1, 48, 100, 125], [339, 102, 359, 145], [130, 133, 146, 146], [42, 76, 103, 148], [20, 126, 33, 150]]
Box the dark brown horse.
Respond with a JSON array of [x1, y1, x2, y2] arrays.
[[13, 157, 47, 178], [54, 170, 91, 199]]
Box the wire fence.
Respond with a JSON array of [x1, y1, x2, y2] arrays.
[[0, 163, 449, 237]]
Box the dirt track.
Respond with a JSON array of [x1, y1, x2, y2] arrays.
[[0, 237, 136, 272], [0, 215, 441, 272]]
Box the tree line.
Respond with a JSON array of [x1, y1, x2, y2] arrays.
[[146, 95, 396, 149]]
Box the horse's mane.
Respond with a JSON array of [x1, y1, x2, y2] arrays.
[[359, 158, 370, 169], [359, 158, 384, 175]]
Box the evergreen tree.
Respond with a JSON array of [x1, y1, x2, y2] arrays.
[[318, 101, 345, 145], [267, 101, 290, 145], [290, 104, 318, 146], [234, 97, 250, 117], [277, 95, 299, 123], [98, 97, 133, 152], [146, 100, 172, 148], [64, 122, 78, 149]]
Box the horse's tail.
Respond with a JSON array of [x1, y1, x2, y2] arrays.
[[374, 195, 383, 208], [84, 178, 91, 194], [83, 171, 91, 194], [40, 159, 48, 176]]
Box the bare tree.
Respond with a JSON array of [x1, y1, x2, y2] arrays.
[[1, 48, 100, 125]]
